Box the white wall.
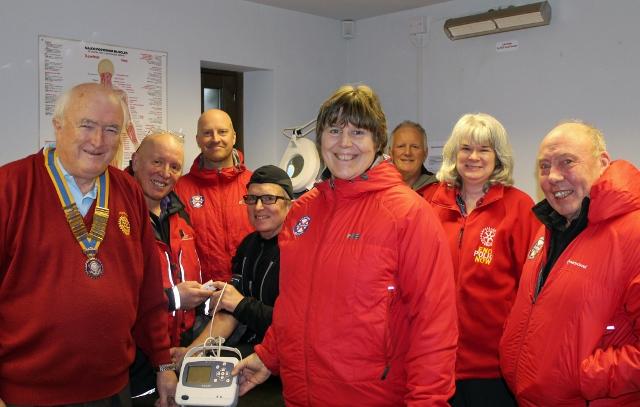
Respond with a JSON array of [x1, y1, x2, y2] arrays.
[[0, 0, 345, 170], [347, 0, 640, 198], [2, 0, 639, 199]]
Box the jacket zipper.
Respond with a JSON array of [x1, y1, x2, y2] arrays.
[[304, 194, 335, 405], [259, 261, 274, 302], [250, 243, 265, 298], [381, 284, 396, 380]]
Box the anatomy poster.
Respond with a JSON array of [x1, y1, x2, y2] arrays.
[[39, 35, 167, 168]]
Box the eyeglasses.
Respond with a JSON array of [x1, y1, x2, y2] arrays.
[[242, 194, 290, 205], [143, 128, 186, 141]]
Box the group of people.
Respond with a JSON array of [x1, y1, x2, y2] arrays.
[[0, 80, 638, 407]]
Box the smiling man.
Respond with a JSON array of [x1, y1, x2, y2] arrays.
[[0, 83, 176, 406], [500, 121, 640, 406], [175, 165, 293, 405], [175, 109, 253, 283], [389, 120, 437, 195], [127, 131, 211, 402]]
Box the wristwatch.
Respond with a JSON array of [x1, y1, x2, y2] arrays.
[[156, 363, 177, 372]]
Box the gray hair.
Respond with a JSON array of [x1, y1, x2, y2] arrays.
[[389, 120, 428, 153], [143, 129, 185, 145], [553, 119, 607, 157], [52, 83, 127, 123]]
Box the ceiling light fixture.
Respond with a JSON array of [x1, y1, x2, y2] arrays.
[[444, 1, 551, 40]]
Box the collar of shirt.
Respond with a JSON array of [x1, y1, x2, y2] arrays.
[[56, 156, 98, 216]]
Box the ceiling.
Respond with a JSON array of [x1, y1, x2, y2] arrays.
[[243, 0, 452, 21]]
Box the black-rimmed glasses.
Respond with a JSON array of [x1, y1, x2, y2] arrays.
[[242, 194, 290, 205]]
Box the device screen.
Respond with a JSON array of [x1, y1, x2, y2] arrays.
[[186, 365, 212, 384]]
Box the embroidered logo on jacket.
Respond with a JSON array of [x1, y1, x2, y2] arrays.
[[190, 195, 205, 208], [346, 233, 360, 240], [527, 236, 545, 259], [566, 259, 588, 269], [473, 226, 496, 265], [474, 246, 493, 265], [118, 211, 130, 236], [293, 216, 311, 236], [480, 227, 496, 246]]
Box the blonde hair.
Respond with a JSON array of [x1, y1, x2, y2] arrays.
[[437, 113, 514, 188]]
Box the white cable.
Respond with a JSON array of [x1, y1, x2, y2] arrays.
[[196, 281, 228, 358]]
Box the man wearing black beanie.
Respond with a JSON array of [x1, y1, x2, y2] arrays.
[[179, 165, 292, 406]]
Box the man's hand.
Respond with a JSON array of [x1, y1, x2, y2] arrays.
[[176, 281, 212, 310], [211, 281, 245, 313], [170, 346, 188, 367], [0, 397, 6, 407], [155, 370, 178, 407], [231, 353, 271, 396]]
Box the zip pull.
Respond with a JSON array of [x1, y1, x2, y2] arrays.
[[458, 227, 465, 248], [380, 365, 390, 380]]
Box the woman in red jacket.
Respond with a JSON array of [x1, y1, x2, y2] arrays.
[[424, 113, 539, 407], [232, 84, 458, 406]]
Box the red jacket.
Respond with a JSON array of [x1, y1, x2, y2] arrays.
[[0, 152, 170, 404], [156, 202, 203, 347], [255, 160, 458, 406], [499, 161, 640, 406], [174, 152, 253, 282], [426, 183, 538, 380]]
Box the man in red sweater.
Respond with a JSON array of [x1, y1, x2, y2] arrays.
[[175, 109, 253, 283], [0, 83, 176, 406]]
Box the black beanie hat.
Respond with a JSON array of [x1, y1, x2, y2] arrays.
[[247, 165, 294, 199]]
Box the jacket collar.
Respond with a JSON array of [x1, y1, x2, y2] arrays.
[[188, 149, 248, 182], [432, 182, 505, 211], [412, 165, 437, 191], [316, 158, 403, 200]]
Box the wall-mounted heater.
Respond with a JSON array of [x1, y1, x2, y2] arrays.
[[444, 1, 551, 40]]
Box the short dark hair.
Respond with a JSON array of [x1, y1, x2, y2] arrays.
[[315, 84, 387, 155]]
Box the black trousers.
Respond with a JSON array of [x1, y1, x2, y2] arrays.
[[449, 378, 517, 407]]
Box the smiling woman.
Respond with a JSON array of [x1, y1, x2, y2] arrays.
[[232, 84, 458, 406], [424, 113, 540, 407]]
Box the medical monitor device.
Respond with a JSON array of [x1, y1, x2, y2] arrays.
[[176, 343, 243, 407]]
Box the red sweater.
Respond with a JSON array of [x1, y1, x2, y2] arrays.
[[256, 161, 457, 406], [426, 182, 539, 380], [0, 152, 171, 404], [174, 153, 253, 282]]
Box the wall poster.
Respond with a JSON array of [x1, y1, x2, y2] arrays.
[[39, 35, 167, 168]]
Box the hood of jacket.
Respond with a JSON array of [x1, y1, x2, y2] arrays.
[[187, 149, 248, 182], [588, 160, 640, 224]]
